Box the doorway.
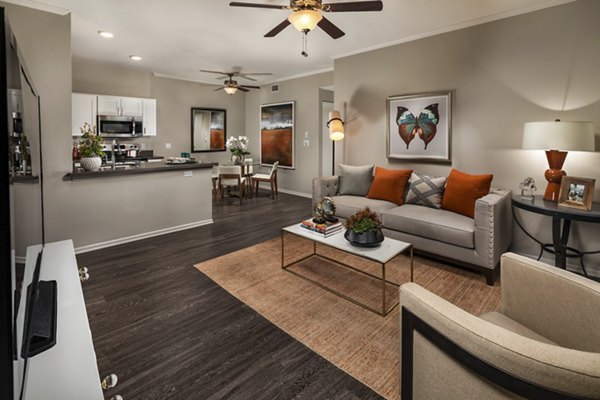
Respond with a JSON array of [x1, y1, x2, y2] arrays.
[[320, 101, 333, 177]]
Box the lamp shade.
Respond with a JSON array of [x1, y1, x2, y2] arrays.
[[522, 121, 595, 151], [288, 9, 322, 32], [328, 111, 344, 141], [224, 86, 238, 95]]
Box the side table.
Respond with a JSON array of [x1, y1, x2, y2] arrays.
[[512, 195, 600, 277]]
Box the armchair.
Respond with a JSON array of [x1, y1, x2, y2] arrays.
[[400, 252, 600, 399]]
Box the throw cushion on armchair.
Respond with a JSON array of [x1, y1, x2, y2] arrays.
[[442, 168, 493, 218], [367, 167, 412, 205], [338, 164, 374, 196]]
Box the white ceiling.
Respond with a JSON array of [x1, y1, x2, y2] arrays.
[[6, 0, 574, 85]]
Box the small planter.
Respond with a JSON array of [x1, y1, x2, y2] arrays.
[[344, 229, 384, 248], [80, 156, 102, 171]]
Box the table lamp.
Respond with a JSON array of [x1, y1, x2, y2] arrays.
[[522, 120, 594, 201]]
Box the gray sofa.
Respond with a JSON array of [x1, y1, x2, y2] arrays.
[[312, 175, 512, 284]]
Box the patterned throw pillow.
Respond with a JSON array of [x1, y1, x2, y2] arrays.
[[405, 173, 447, 209]]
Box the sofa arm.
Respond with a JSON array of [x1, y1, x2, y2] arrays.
[[500, 252, 600, 353], [473, 189, 512, 270], [312, 176, 339, 205], [400, 283, 600, 399]]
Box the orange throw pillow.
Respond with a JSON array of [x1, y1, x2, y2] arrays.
[[367, 167, 413, 205], [442, 169, 493, 218]]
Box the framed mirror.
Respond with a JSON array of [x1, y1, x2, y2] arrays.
[[191, 108, 226, 152]]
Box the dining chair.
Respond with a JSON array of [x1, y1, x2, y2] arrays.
[[252, 161, 278, 199], [218, 165, 246, 205]]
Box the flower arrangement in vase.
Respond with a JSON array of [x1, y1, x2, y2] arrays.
[[344, 207, 384, 247], [225, 135, 250, 164], [78, 123, 105, 171]]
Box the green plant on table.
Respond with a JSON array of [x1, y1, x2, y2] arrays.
[[344, 208, 382, 233], [78, 123, 105, 158]]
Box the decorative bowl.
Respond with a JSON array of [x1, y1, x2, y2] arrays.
[[344, 229, 384, 248]]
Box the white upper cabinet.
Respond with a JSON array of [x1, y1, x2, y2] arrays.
[[97, 95, 143, 117], [121, 97, 143, 117], [72, 93, 97, 136], [142, 98, 157, 136]]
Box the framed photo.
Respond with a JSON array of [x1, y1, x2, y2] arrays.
[[558, 176, 595, 211], [387, 91, 452, 163], [260, 101, 294, 169]]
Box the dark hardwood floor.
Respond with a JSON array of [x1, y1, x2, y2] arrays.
[[77, 190, 383, 400]]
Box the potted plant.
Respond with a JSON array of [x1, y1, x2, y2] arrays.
[[344, 207, 384, 247], [225, 135, 250, 164], [78, 123, 105, 171]]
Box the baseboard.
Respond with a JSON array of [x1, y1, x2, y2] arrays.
[[74, 219, 214, 254], [255, 183, 311, 199]]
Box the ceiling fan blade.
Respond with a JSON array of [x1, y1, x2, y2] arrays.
[[240, 72, 273, 76], [240, 85, 261, 89], [318, 17, 345, 39], [229, 2, 289, 10], [200, 69, 228, 75], [237, 75, 257, 81], [324, 1, 383, 12], [214, 87, 225, 92], [238, 87, 250, 92], [265, 19, 291, 37]]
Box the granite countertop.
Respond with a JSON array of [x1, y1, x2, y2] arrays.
[[64, 161, 216, 181]]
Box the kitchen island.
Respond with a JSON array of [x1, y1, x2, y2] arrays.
[[60, 161, 216, 253]]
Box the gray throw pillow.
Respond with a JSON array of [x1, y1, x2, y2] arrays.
[[338, 164, 374, 196], [405, 172, 446, 209]]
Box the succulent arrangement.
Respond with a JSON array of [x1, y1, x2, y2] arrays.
[[344, 207, 382, 233], [78, 123, 105, 158]]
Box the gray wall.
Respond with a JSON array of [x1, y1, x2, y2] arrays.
[[333, 0, 600, 274], [244, 72, 333, 196], [3, 3, 214, 254]]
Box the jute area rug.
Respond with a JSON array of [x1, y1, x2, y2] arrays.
[[194, 236, 501, 400]]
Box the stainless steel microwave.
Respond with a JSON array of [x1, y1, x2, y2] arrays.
[[97, 115, 143, 137]]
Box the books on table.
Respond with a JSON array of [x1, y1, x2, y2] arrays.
[[300, 219, 343, 237]]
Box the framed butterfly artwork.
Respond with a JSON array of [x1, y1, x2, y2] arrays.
[[386, 91, 452, 163]]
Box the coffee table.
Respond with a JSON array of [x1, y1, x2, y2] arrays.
[[281, 223, 413, 316]]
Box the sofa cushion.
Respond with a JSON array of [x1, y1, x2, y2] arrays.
[[338, 164, 374, 196], [479, 312, 557, 345], [406, 173, 446, 209], [382, 204, 475, 249], [331, 195, 397, 219], [367, 167, 412, 205], [442, 168, 493, 218]]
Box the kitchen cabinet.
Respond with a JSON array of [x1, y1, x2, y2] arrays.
[[142, 98, 157, 136], [97, 95, 143, 117], [72, 93, 97, 136]]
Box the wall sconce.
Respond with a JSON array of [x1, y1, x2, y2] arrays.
[[327, 111, 344, 174], [522, 119, 594, 201]]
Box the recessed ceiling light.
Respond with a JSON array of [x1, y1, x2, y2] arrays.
[[97, 30, 114, 38], [129, 55, 142, 61]]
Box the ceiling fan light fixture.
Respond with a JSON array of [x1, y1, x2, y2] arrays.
[[224, 86, 238, 95], [288, 9, 322, 32]]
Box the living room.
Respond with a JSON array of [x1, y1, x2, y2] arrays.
[[2, 0, 599, 399]]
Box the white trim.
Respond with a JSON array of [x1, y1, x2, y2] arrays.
[[262, 67, 334, 85], [152, 72, 219, 86], [1, 0, 70, 15], [74, 219, 213, 254], [277, 187, 311, 199], [334, 0, 576, 60]]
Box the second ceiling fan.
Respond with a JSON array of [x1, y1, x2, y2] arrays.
[[230, 0, 383, 56], [201, 69, 272, 95]]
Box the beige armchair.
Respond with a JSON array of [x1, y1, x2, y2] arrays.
[[400, 252, 600, 399]]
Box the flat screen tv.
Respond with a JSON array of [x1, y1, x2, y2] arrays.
[[0, 7, 52, 400]]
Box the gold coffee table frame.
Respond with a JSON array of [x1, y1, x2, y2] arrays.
[[281, 227, 413, 317]]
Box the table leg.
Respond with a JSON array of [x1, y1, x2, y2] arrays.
[[382, 262, 386, 316], [552, 216, 571, 269]]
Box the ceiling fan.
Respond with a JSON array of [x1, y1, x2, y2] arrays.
[[229, 1, 384, 56], [200, 70, 273, 94]]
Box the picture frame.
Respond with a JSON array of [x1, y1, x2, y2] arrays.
[[387, 91, 452, 163], [191, 108, 226, 152], [558, 176, 595, 211], [260, 101, 294, 169]]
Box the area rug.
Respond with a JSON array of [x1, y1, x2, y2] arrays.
[[194, 236, 501, 400]]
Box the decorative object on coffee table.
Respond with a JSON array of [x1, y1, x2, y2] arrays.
[[321, 197, 338, 223], [522, 120, 594, 201], [344, 208, 384, 247], [558, 176, 595, 211], [78, 122, 105, 171], [312, 202, 326, 224], [519, 177, 537, 201]]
